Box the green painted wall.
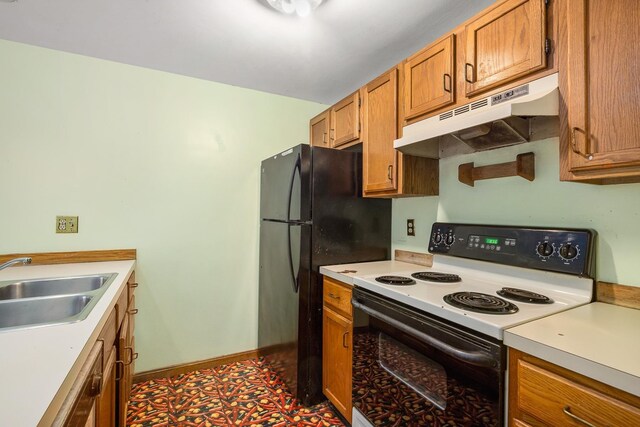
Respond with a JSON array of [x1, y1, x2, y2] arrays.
[[0, 40, 326, 371], [393, 138, 640, 287]]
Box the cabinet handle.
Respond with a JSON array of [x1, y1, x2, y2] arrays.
[[342, 331, 349, 348], [563, 406, 597, 427], [387, 165, 393, 181], [571, 126, 593, 160], [115, 360, 124, 381], [328, 293, 341, 300], [90, 373, 103, 397], [128, 308, 139, 315], [465, 63, 475, 83], [129, 282, 139, 288], [443, 73, 452, 93], [125, 347, 137, 365], [323, 131, 327, 145]]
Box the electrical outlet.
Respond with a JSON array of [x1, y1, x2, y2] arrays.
[[56, 216, 79, 234], [407, 219, 415, 236]]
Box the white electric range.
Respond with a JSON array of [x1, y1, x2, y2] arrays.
[[350, 222, 596, 427]]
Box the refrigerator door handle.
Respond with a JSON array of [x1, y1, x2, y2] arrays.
[[286, 153, 301, 222], [287, 223, 300, 293]]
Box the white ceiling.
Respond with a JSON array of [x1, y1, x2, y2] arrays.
[[0, 0, 495, 104]]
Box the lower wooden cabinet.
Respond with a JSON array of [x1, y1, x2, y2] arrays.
[[322, 277, 353, 423], [509, 348, 640, 426], [54, 272, 138, 427]]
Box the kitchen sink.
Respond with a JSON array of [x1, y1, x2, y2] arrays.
[[0, 274, 111, 300], [0, 273, 117, 331], [0, 295, 93, 329]]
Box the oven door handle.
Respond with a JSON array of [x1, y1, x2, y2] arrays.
[[352, 299, 496, 368]]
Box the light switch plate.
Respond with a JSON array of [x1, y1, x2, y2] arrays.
[[56, 216, 78, 233]]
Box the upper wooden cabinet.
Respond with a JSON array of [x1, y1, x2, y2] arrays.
[[560, 0, 640, 183], [310, 109, 331, 148], [404, 34, 456, 121], [362, 67, 439, 197], [464, 0, 547, 97], [330, 91, 361, 148], [362, 69, 399, 194]]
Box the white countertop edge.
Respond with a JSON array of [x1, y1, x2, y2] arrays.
[[505, 331, 640, 397], [319, 266, 356, 285], [0, 260, 136, 427]]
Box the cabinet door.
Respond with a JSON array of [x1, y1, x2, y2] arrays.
[[310, 110, 331, 148], [117, 316, 130, 427], [564, 0, 640, 178], [404, 34, 456, 121], [362, 69, 399, 194], [330, 92, 360, 148], [322, 306, 352, 423], [96, 345, 117, 427], [464, 0, 547, 96]]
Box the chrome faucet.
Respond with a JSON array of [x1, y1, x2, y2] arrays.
[[0, 257, 32, 272]]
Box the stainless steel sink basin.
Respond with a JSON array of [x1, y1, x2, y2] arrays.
[[0, 275, 111, 300], [0, 273, 117, 331], [0, 295, 93, 329]]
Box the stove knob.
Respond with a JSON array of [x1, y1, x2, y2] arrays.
[[445, 234, 455, 246], [433, 233, 443, 244], [559, 244, 578, 260], [536, 242, 554, 257]]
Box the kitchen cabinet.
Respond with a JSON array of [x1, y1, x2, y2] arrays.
[[559, 0, 640, 183], [116, 278, 138, 427], [508, 348, 640, 426], [464, 0, 548, 97], [322, 276, 352, 423], [310, 109, 331, 148], [52, 341, 103, 427], [362, 67, 439, 197], [403, 34, 456, 121], [330, 91, 361, 149]]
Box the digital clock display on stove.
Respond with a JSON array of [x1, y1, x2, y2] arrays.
[[484, 238, 499, 245]]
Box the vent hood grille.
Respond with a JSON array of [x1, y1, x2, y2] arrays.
[[395, 73, 559, 158]]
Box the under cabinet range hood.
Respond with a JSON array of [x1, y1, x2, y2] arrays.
[[395, 73, 560, 158]]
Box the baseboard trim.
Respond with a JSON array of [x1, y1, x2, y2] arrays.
[[133, 349, 260, 384]]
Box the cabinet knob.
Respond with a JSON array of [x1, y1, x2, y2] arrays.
[[90, 374, 103, 397], [328, 292, 341, 300], [128, 308, 139, 315], [129, 282, 139, 288]]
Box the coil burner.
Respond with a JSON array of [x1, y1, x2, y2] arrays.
[[497, 287, 553, 304], [375, 276, 416, 286], [411, 272, 462, 283], [444, 292, 519, 314]]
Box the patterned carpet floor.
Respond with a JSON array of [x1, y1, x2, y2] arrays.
[[127, 358, 345, 427]]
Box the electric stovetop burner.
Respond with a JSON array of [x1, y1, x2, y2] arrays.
[[497, 287, 554, 304], [375, 275, 416, 286], [444, 292, 519, 314], [411, 271, 462, 283]]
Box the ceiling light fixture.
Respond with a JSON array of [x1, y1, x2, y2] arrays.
[[266, 0, 324, 17]]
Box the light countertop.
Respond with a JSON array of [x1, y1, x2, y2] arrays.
[[320, 260, 423, 286], [0, 260, 136, 427], [505, 302, 640, 397]]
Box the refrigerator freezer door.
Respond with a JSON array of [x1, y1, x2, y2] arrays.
[[260, 145, 311, 222]]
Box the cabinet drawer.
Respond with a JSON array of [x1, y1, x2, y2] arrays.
[[517, 359, 640, 426], [323, 277, 352, 319]]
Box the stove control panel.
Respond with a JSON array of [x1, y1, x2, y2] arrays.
[[429, 223, 595, 277]]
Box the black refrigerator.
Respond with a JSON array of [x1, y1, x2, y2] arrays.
[[258, 144, 391, 405]]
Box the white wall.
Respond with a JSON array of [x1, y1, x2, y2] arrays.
[[393, 138, 640, 286], [0, 40, 326, 371]]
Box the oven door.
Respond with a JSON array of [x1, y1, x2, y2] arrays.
[[351, 287, 505, 427]]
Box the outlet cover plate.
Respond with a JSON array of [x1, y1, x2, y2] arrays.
[[407, 219, 415, 236], [56, 216, 78, 234]]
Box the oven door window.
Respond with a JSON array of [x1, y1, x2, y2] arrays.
[[352, 291, 502, 426]]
